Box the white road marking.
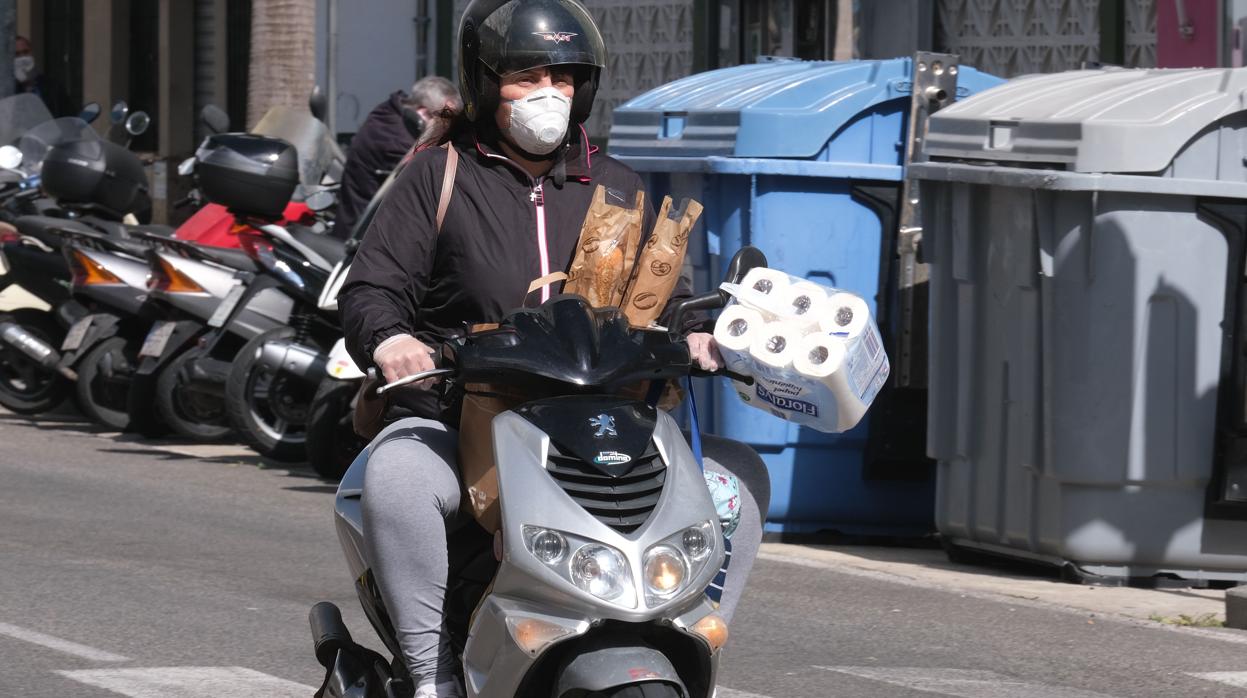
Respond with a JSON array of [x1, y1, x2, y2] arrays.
[[717, 688, 773, 698], [817, 666, 1118, 697], [1189, 671, 1247, 689], [58, 666, 315, 697], [0, 621, 130, 662]]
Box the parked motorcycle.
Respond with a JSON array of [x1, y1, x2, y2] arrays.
[[309, 247, 765, 698], [0, 106, 156, 417]]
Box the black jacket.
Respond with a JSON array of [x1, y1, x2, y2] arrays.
[[339, 125, 693, 423], [334, 92, 415, 239]]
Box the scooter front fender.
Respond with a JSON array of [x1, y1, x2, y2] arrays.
[[554, 641, 686, 696]]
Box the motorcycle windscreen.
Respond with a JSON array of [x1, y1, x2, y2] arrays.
[[0, 93, 54, 149]]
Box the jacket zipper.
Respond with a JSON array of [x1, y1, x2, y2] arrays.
[[530, 181, 551, 302]]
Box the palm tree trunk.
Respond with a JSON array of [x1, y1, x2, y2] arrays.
[[247, 0, 316, 128]]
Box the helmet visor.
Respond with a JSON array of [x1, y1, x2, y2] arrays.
[[475, 0, 606, 76]]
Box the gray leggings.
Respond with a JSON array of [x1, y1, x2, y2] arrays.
[[361, 417, 770, 686]]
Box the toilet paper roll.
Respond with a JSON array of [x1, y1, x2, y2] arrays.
[[820, 292, 870, 339], [793, 333, 846, 378], [713, 305, 764, 369], [793, 333, 869, 431], [778, 282, 830, 325], [740, 267, 791, 298], [748, 321, 803, 369]]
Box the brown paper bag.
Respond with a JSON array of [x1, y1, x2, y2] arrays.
[[458, 382, 527, 533], [564, 185, 645, 307], [621, 196, 703, 328]]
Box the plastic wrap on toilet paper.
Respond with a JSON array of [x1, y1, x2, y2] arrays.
[[714, 268, 889, 433]]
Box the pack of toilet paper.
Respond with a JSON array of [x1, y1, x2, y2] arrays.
[[713, 267, 889, 433]]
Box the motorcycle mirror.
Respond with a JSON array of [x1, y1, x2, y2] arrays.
[[125, 111, 152, 137], [177, 156, 195, 177], [199, 104, 230, 135], [0, 146, 23, 170], [305, 189, 336, 212], [309, 85, 328, 122], [400, 106, 427, 141], [723, 246, 768, 286], [110, 100, 129, 124], [79, 102, 102, 125]]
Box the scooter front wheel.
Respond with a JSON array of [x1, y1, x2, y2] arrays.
[[224, 326, 311, 462], [0, 310, 71, 415], [584, 683, 683, 697], [156, 346, 232, 442]]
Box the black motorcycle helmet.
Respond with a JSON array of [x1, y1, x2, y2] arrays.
[[458, 0, 607, 125]]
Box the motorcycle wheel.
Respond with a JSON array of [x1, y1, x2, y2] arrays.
[[224, 326, 312, 462], [156, 347, 232, 441], [306, 377, 365, 480], [0, 309, 71, 414], [76, 336, 140, 430]]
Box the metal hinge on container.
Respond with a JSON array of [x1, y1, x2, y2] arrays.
[[895, 52, 960, 389]]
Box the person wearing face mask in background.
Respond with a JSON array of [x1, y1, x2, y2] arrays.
[[13, 36, 72, 118], [337, 1, 770, 695], [333, 76, 461, 240]]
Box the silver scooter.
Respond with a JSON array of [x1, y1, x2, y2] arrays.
[[309, 247, 767, 698]]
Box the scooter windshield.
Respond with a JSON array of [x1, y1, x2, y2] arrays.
[[453, 295, 692, 391], [251, 106, 337, 190], [0, 93, 55, 147], [17, 117, 101, 174]]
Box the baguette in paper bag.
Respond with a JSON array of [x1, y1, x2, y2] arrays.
[[622, 196, 702, 328], [564, 185, 644, 307]]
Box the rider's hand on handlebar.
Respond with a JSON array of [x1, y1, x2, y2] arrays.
[[687, 332, 724, 372], [373, 334, 439, 389]]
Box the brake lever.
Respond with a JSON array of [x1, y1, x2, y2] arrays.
[[375, 368, 455, 395], [690, 366, 754, 385]]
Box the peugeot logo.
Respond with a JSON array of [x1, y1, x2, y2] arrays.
[[590, 414, 617, 438]]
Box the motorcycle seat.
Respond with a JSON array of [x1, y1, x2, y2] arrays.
[[288, 225, 346, 267], [130, 223, 176, 238], [14, 215, 101, 248], [190, 244, 255, 272]]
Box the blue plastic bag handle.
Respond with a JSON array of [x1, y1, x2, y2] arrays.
[[687, 377, 704, 470]]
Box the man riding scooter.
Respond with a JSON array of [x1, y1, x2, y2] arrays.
[[336, 2, 769, 696]]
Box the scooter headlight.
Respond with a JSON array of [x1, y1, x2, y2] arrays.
[[570, 544, 630, 602], [642, 521, 719, 608], [523, 526, 568, 565], [643, 546, 687, 601]]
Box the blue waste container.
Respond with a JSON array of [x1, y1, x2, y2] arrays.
[[610, 58, 1004, 535]]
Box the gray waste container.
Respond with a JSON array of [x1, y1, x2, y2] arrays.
[[912, 67, 1247, 585]]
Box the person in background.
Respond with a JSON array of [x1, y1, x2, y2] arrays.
[[333, 76, 461, 239], [14, 36, 71, 117]]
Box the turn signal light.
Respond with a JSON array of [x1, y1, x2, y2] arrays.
[[149, 255, 205, 294], [689, 612, 729, 654], [505, 616, 582, 655], [70, 249, 123, 286]]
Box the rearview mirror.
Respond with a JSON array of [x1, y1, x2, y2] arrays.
[[305, 189, 336, 212], [110, 100, 129, 124], [309, 85, 328, 122], [723, 246, 768, 285], [0, 145, 23, 170], [79, 102, 102, 125], [200, 105, 230, 135], [125, 111, 151, 137]]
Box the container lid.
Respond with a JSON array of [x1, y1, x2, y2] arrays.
[[924, 67, 1247, 173], [609, 57, 1003, 159]]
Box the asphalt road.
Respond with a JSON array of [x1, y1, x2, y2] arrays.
[[3, 410, 1247, 697]]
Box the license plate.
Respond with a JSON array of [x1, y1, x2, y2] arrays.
[[207, 285, 246, 328], [139, 321, 177, 358], [61, 316, 93, 351]]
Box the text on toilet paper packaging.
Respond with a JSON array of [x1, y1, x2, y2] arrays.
[[754, 382, 820, 417]]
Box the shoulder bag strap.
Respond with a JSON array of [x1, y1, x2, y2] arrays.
[[436, 141, 458, 234]]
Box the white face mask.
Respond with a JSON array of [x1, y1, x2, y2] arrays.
[[504, 86, 571, 156], [14, 55, 34, 83]]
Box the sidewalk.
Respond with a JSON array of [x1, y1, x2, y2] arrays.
[[760, 542, 1232, 629]]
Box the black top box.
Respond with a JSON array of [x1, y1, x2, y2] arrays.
[[196, 133, 299, 219]]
